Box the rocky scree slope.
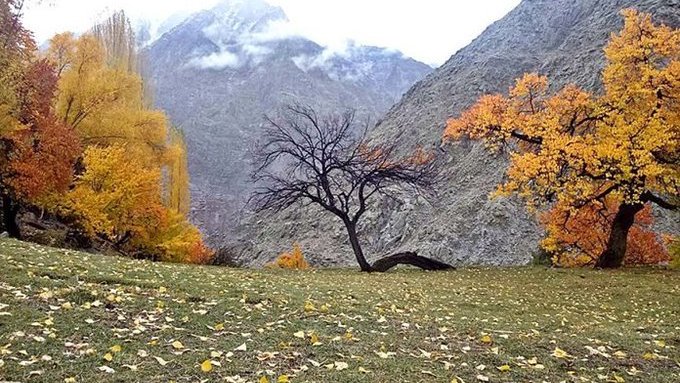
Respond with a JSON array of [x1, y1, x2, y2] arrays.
[[237, 0, 680, 267]]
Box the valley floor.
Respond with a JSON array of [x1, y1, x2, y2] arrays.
[[0, 239, 678, 382]]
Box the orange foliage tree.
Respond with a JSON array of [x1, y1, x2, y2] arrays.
[[444, 10, 679, 268], [1, 2, 80, 238]]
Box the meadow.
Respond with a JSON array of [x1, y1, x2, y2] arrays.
[[0, 239, 678, 382]]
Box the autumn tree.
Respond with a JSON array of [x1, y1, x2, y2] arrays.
[[40, 12, 210, 263], [444, 10, 679, 268], [0, 1, 80, 238], [252, 103, 452, 272]]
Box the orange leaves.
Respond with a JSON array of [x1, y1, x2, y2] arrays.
[[270, 243, 310, 270], [445, 94, 508, 148], [541, 199, 670, 267], [1, 58, 80, 204]]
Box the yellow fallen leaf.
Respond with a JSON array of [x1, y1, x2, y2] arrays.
[[497, 364, 511, 372], [103, 353, 113, 362], [642, 352, 656, 360], [259, 377, 270, 383], [293, 331, 305, 339], [200, 359, 213, 372], [304, 301, 316, 312], [613, 375, 625, 383], [654, 340, 665, 348], [310, 333, 320, 345], [215, 323, 225, 331], [480, 335, 492, 344], [552, 347, 569, 358], [64, 377, 76, 383], [110, 345, 122, 353], [171, 341, 184, 350], [277, 375, 289, 383]]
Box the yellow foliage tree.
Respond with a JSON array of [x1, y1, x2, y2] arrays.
[[44, 12, 210, 263], [67, 145, 166, 249], [165, 127, 191, 216], [445, 10, 679, 268]]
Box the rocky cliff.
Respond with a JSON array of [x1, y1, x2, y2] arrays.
[[237, 0, 680, 267]]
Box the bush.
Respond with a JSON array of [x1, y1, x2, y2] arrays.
[[270, 243, 310, 270]]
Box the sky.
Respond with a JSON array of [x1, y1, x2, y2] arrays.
[[23, 0, 520, 66]]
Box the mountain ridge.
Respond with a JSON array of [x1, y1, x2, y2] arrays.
[[144, 0, 433, 244]]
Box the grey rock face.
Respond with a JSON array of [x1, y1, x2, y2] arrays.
[[144, 0, 432, 244], [236, 0, 679, 267]]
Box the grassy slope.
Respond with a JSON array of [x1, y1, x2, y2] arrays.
[[0, 239, 678, 383]]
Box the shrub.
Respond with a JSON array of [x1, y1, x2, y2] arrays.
[[271, 243, 310, 270]]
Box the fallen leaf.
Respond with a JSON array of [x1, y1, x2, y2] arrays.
[[200, 359, 213, 372], [552, 347, 570, 359], [154, 356, 169, 366]]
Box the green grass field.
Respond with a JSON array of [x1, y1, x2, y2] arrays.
[[0, 239, 678, 382]]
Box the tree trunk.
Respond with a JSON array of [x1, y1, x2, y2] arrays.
[[1, 194, 21, 239], [343, 220, 455, 273], [372, 252, 455, 272], [343, 220, 374, 272], [596, 203, 644, 269]]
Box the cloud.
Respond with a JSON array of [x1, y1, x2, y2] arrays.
[[248, 18, 302, 43], [189, 50, 241, 69], [188, 14, 295, 70]]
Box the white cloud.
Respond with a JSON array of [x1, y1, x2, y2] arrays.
[[189, 50, 241, 69], [248, 19, 302, 43], [23, 0, 521, 66]]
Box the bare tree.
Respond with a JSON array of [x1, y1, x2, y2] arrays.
[[251, 103, 454, 272]]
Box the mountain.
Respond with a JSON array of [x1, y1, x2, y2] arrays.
[[236, 0, 680, 267], [144, 0, 432, 244]]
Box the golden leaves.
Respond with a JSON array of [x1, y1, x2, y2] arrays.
[[200, 359, 213, 373], [269, 243, 310, 270]]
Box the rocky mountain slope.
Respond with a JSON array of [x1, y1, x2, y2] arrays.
[[144, 0, 432, 243], [238, 0, 680, 267]]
